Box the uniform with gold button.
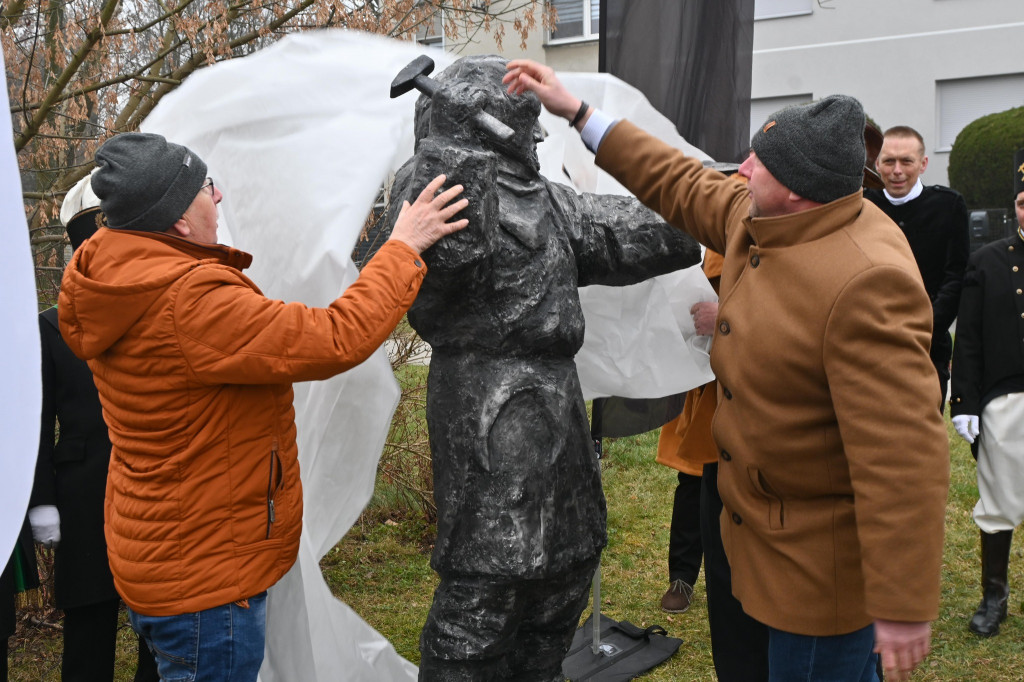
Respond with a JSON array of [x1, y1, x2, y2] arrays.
[[950, 147, 1024, 637]]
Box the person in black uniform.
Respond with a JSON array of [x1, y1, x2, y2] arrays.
[[29, 173, 158, 682], [866, 126, 969, 409], [1, 521, 37, 682], [950, 149, 1024, 638]]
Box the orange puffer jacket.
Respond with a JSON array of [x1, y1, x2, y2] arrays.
[[58, 228, 425, 616]]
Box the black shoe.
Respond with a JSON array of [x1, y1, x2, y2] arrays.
[[968, 530, 1012, 637], [660, 579, 694, 614], [969, 591, 1008, 637]]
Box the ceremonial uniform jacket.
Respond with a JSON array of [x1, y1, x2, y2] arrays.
[[865, 186, 969, 366], [59, 228, 425, 615], [597, 120, 949, 635], [31, 307, 119, 610], [950, 232, 1024, 416]]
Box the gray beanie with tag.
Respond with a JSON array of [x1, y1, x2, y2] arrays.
[[92, 132, 208, 232], [750, 95, 866, 204]]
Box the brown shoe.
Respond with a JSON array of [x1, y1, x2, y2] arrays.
[[660, 579, 694, 614]]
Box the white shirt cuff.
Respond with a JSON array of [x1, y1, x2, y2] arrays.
[[580, 108, 618, 154]]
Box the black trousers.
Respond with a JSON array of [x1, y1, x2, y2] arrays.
[[932, 330, 952, 410], [701, 462, 769, 682], [62, 599, 159, 682], [668, 471, 703, 585]]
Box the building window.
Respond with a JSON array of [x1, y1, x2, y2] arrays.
[[749, 94, 812, 145], [754, 0, 813, 20], [937, 73, 1024, 152], [549, 0, 599, 42]]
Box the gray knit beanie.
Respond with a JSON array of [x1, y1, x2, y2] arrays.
[[92, 132, 208, 232], [750, 95, 866, 204]]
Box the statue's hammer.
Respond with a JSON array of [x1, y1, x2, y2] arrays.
[[390, 55, 515, 144]]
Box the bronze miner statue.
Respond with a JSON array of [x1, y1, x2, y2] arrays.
[[386, 55, 701, 681]]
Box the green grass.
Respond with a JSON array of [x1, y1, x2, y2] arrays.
[[11, 410, 1024, 680]]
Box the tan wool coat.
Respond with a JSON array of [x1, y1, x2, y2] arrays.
[[598, 121, 949, 636]]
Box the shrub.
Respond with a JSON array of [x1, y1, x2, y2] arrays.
[[948, 106, 1024, 211]]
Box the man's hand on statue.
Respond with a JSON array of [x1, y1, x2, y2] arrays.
[[690, 301, 719, 337], [951, 414, 979, 444], [503, 60, 580, 121], [390, 174, 469, 254], [874, 619, 931, 681]]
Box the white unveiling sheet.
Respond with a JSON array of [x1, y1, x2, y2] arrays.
[[1, 48, 42, 566], [140, 29, 717, 680]]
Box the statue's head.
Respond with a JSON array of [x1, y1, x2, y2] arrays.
[[414, 55, 544, 170]]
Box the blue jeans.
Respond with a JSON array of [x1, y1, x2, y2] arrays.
[[128, 592, 267, 682], [768, 623, 879, 682]]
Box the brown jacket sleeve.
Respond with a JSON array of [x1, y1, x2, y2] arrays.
[[595, 121, 749, 256]]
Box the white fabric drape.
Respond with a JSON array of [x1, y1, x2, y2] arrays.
[[1, 46, 42, 564]]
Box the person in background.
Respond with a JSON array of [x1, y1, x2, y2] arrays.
[[504, 60, 949, 682], [950, 149, 1024, 638], [29, 171, 159, 682], [865, 125, 969, 409], [655, 250, 720, 619], [57, 132, 467, 681], [1, 520, 37, 682]]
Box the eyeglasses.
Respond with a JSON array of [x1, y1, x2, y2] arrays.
[[201, 177, 215, 195]]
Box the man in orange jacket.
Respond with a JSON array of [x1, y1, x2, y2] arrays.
[[58, 132, 467, 681]]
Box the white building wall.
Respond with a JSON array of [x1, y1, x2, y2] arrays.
[[454, 0, 1022, 187]]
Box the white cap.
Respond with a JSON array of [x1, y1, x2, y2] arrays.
[[59, 168, 102, 227]]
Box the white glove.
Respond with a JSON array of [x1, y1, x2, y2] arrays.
[[28, 505, 61, 548], [952, 415, 980, 445]]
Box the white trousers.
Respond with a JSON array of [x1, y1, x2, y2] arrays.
[[975, 392, 1024, 533]]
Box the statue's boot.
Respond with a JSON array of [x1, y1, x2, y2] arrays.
[[969, 529, 1013, 637]]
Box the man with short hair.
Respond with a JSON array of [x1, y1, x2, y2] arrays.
[[950, 149, 1024, 639], [504, 61, 949, 682], [57, 132, 467, 681], [866, 125, 970, 408]]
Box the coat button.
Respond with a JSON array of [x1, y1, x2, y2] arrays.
[[1017, 289, 1022, 295], [1011, 245, 1016, 252], [722, 387, 733, 400], [732, 513, 743, 525], [719, 321, 730, 335], [751, 254, 760, 267], [1015, 266, 1020, 273], [414, 259, 423, 268], [721, 450, 732, 461]]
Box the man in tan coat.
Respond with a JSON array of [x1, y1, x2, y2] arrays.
[[504, 62, 949, 682]]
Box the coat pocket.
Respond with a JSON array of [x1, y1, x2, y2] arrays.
[[266, 440, 283, 539], [747, 467, 785, 530]]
